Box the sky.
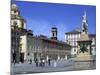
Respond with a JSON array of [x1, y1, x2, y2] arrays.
[[12, 0, 96, 41]]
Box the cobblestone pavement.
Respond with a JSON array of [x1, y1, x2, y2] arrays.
[[11, 60, 96, 75]]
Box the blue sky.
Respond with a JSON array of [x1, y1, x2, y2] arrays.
[[12, 1, 96, 41]]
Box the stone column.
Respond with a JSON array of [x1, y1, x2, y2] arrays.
[[77, 44, 80, 55], [46, 55, 49, 61], [37, 53, 40, 61], [57, 55, 60, 60], [32, 53, 34, 62], [65, 55, 67, 60]]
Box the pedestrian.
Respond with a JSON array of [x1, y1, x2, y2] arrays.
[[48, 59, 51, 66], [30, 59, 32, 64], [35, 58, 38, 67], [13, 53, 16, 64], [40, 59, 42, 67]]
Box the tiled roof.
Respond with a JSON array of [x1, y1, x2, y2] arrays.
[[32, 35, 71, 46]]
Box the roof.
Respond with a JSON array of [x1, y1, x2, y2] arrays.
[[30, 35, 71, 47], [40, 36, 71, 46], [65, 30, 81, 34]]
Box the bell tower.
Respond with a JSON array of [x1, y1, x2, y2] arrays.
[[51, 27, 57, 40]]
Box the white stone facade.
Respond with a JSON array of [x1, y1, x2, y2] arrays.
[[65, 31, 81, 56], [65, 33, 96, 56]]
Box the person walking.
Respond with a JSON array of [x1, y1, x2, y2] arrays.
[[13, 53, 16, 64], [35, 58, 38, 67], [29, 59, 32, 64], [48, 59, 51, 66]]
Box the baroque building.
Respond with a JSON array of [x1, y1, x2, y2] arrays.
[[11, 4, 27, 63], [11, 25, 20, 63]]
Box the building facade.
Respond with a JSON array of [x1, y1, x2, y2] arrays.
[[11, 25, 20, 63], [65, 29, 81, 57], [65, 31, 96, 57], [11, 4, 27, 63], [25, 27, 71, 62], [26, 34, 71, 62]]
